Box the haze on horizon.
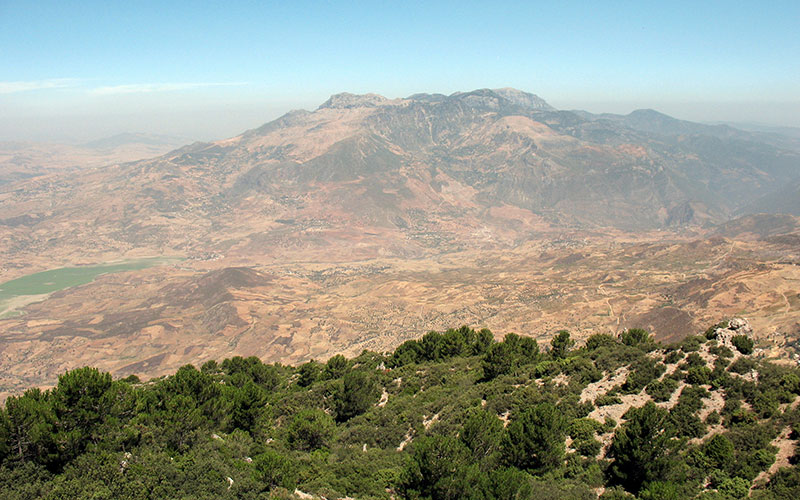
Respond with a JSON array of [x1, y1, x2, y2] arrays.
[[1, 1, 798, 143]]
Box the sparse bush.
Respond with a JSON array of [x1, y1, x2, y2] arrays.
[[704, 321, 729, 340], [596, 394, 622, 407], [731, 335, 754, 355], [706, 410, 721, 426], [681, 335, 704, 352], [664, 350, 684, 364], [287, 409, 335, 451], [729, 357, 757, 375], [551, 330, 575, 359], [646, 378, 679, 402], [620, 328, 652, 347]]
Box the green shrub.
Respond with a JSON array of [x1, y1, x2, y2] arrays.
[[705, 410, 721, 426], [334, 370, 379, 422], [623, 359, 665, 393], [551, 330, 575, 359], [502, 402, 567, 473], [287, 409, 335, 451], [620, 328, 652, 347], [683, 352, 706, 369], [709, 345, 734, 359], [756, 466, 800, 499], [569, 418, 603, 457], [686, 366, 712, 385], [324, 354, 349, 379], [298, 361, 322, 387], [252, 450, 297, 490], [586, 334, 618, 351], [731, 336, 754, 355], [729, 357, 757, 374], [646, 378, 679, 402], [608, 402, 676, 494], [483, 342, 515, 380], [718, 476, 750, 499], [398, 434, 469, 500], [681, 335, 704, 352], [664, 350, 685, 364], [703, 434, 734, 469], [596, 394, 623, 406], [704, 321, 729, 340]]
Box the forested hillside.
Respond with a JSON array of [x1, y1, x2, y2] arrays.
[[1, 323, 799, 499]]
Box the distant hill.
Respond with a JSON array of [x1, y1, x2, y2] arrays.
[[713, 213, 800, 239], [81, 132, 191, 151], [0, 134, 191, 187], [736, 178, 800, 217]]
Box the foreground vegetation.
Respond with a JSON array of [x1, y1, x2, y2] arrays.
[[1, 324, 799, 499]]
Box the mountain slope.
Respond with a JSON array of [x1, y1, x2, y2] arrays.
[[2, 87, 799, 277], [2, 324, 798, 499], [736, 177, 800, 217]]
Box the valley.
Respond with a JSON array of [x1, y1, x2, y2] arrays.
[[0, 89, 798, 399], [0, 220, 797, 400]]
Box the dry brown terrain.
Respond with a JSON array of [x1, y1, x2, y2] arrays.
[[1, 222, 798, 399], [0, 134, 189, 186], [1, 89, 798, 398]]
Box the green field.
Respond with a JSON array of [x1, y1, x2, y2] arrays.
[[0, 257, 180, 316]]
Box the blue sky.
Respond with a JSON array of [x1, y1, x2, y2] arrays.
[[1, 1, 798, 141]]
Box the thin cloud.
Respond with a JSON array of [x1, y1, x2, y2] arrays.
[[0, 78, 80, 94], [90, 82, 248, 95]]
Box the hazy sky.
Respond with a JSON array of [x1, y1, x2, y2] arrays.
[[1, 0, 798, 142]]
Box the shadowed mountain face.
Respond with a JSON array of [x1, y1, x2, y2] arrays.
[[737, 178, 800, 217]]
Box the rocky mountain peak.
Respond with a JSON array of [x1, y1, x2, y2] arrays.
[[319, 92, 388, 109], [491, 87, 555, 111], [443, 88, 554, 112]]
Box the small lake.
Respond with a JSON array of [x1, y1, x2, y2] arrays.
[[0, 257, 180, 317]]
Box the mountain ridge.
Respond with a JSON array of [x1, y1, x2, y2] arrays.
[[2, 87, 799, 272]]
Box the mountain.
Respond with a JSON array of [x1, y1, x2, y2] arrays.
[[1, 87, 798, 270], [1, 88, 799, 394]]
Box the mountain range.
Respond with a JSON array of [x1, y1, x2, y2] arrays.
[[2, 88, 799, 273], [0, 88, 798, 395]]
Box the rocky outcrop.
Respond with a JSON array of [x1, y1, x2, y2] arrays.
[[318, 92, 387, 109], [491, 87, 555, 111], [713, 317, 753, 348]]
